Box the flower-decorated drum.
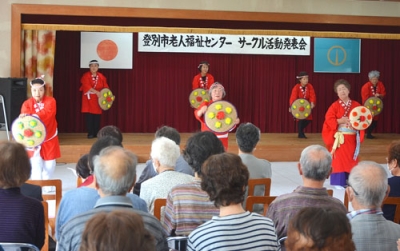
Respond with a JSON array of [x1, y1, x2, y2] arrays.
[[98, 88, 115, 111], [189, 88, 211, 109], [291, 98, 311, 120], [11, 115, 47, 148], [349, 106, 373, 130], [205, 101, 238, 133], [364, 97, 383, 116]]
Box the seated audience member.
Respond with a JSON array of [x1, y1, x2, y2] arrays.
[[383, 140, 400, 221], [236, 122, 272, 213], [285, 207, 355, 251], [97, 125, 123, 144], [347, 161, 400, 251], [57, 146, 168, 251], [75, 154, 92, 187], [187, 153, 280, 251], [55, 137, 147, 240], [134, 126, 194, 195], [79, 210, 155, 251], [266, 145, 347, 239], [140, 137, 194, 214], [163, 131, 223, 236], [0, 141, 44, 249]]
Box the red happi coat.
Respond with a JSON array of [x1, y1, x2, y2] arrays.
[[289, 83, 316, 120], [192, 73, 215, 90], [80, 71, 109, 114], [361, 81, 386, 121]]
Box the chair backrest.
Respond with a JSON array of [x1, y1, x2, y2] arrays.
[[382, 197, 400, 223], [154, 198, 167, 221], [0, 243, 40, 251], [248, 178, 271, 197], [344, 191, 349, 212], [41, 201, 49, 251], [326, 189, 333, 197], [76, 176, 83, 187], [245, 196, 277, 215]]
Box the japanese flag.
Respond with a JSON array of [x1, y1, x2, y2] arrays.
[[80, 32, 133, 69]]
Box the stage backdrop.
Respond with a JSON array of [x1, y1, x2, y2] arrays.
[[53, 32, 400, 134]]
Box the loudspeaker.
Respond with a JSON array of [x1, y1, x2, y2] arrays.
[[0, 78, 27, 128]]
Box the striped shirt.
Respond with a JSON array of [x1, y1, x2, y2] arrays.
[[162, 180, 219, 236], [187, 211, 281, 251]]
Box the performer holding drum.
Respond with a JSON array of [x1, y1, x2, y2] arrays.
[[18, 77, 61, 180], [194, 82, 239, 149], [192, 61, 215, 90], [80, 59, 110, 139], [289, 71, 316, 138], [361, 70, 386, 139]]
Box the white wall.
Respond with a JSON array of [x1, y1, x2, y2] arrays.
[[1, 0, 400, 76]]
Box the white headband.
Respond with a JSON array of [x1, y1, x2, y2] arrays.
[[30, 75, 46, 87]]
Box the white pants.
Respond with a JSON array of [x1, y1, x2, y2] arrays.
[[29, 146, 56, 180]]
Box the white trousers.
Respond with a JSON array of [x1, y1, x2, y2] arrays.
[[29, 147, 56, 180]]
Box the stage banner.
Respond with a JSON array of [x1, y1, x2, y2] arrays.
[[314, 38, 360, 73], [81, 32, 133, 69], [138, 32, 310, 56]]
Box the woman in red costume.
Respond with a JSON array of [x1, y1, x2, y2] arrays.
[[192, 61, 215, 90], [361, 70, 386, 139], [322, 79, 364, 188], [195, 82, 239, 149], [20, 77, 61, 180], [80, 60, 109, 139], [289, 71, 316, 138]]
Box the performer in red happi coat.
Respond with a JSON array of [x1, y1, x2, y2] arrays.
[[192, 61, 215, 90]]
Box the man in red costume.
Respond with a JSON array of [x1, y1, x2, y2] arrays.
[[322, 79, 364, 188], [20, 77, 61, 180], [289, 71, 316, 138], [361, 70, 386, 139], [192, 61, 215, 90], [80, 60, 109, 139], [195, 82, 239, 149]]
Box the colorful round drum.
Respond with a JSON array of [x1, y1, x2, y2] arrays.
[[98, 88, 115, 111], [11, 115, 47, 148], [349, 106, 373, 130], [189, 88, 211, 108], [205, 101, 238, 133], [364, 97, 383, 116], [291, 98, 311, 120]]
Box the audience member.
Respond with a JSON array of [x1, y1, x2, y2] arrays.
[[79, 210, 155, 251], [57, 146, 168, 251], [55, 137, 147, 240], [285, 207, 355, 251], [187, 153, 280, 251], [266, 145, 347, 239], [75, 154, 91, 187], [97, 125, 123, 144], [140, 137, 194, 214], [236, 122, 272, 213], [0, 141, 44, 249], [347, 161, 400, 251], [134, 126, 193, 196], [163, 131, 223, 236], [383, 140, 400, 221]]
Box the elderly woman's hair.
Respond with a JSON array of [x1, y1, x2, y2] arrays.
[[182, 131, 225, 175], [76, 154, 91, 179], [93, 146, 137, 196], [333, 79, 351, 93], [155, 126, 181, 145], [300, 145, 332, 181], [209, 82, 226, 98], [201, 153, 249, 207], [236, 123, 261, 153], [0, 141, 31, 188], [349, 161, 388, 208], [150, 137, 180, 168], [79, 210, 155, 251], [368, 70, 380, 79], [388, 140, 400, 167], [97, 125, 123, 144], [285, 207, 355, 251], [88, 136, 123, 172]]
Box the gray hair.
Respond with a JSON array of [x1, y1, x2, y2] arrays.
[[150, 137, 180, 168], [300, 145, 332, 181], [209, 82, 226, 98], [93, 146, 137, 196], [368, 70, 380, 79], [348, 161, 388, 208]]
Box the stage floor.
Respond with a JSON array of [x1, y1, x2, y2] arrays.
[[58, 133, 399, 164]]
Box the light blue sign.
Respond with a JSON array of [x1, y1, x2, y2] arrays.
[[314, 38, 360, 73]]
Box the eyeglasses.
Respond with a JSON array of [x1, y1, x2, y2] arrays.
[[346, 180, 359, 196]]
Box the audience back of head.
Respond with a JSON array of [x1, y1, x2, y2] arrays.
[[75, 154, 91, 179], [0, 141, 31, 188], [286, 207, 355, 251], [235, 122, 260, 153], [93, 146, 137, 196], [150, 137, 180, 168], [300, 145, 332, 181], [79, 210, 155, 251], [183, 131, 225, 175], [155, 126, 181, 145], [88, 136, 123, 173], [97, 125, 123, 144]]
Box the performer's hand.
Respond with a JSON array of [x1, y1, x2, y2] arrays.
[[197, 106, 207, 117], [375, 93, 380, 98], [96, 91, 101, 98], [311, 102, 315, 109], [288, 107, 292, 113], [19, 113, 27, 118], [337, 117, 349, 125], [235, 118, 240, 125]]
